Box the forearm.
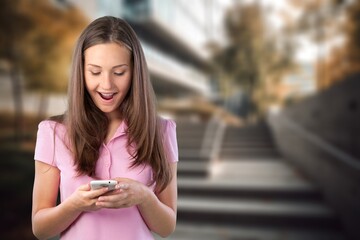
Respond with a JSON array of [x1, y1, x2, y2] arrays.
[[32, 199, 81, 239], [138, 191, 176, 237]]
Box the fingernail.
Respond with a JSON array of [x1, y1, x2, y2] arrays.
[[120, 184, 129, 189]]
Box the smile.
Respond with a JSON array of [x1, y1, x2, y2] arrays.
[[98, 92, 116, 100]]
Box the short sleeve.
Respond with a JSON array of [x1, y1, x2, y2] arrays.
[[34, 121, 57, 167], [162, 119, 179, 163]]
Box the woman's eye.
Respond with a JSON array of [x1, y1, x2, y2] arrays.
[[114, 72, 125, 76], [90, 72, 101, 76]]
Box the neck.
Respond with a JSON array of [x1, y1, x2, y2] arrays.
[[106, 111, 122, 125]]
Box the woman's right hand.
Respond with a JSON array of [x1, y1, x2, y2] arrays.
[[67, 183, 110, 212]]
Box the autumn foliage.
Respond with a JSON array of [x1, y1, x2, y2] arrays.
[[0, 0, 88, 93]]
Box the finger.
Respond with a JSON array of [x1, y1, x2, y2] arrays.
[[114, 177, 132, 184], [78, 183, 91, 191], [98, 192, 128, 202], [87, 187, 109, 199], [96, 195, 130, 209], [96, 201, 118, 208], [101, 189, 121, 196], [116, 183, 130, 190]]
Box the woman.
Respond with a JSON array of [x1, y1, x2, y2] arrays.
[[32, 16, 178, 240]]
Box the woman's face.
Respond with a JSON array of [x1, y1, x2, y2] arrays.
[[84, 42, 132, 120]]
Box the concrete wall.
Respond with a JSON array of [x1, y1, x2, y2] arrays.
[[280, 74, 360, 159], [268, 75, 360, 239]]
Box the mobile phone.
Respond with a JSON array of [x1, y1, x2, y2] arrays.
[[90, 180, 117, 190]]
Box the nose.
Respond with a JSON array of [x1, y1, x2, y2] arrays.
[[100, 73, 113, 90]]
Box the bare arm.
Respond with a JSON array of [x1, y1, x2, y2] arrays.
[[137, 163, 177, 237], [32, 161, 108, 239]]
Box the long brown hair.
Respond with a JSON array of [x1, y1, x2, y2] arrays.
[[60, 16, 171, 192]]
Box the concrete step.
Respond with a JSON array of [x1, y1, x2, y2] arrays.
[[221, 146, 278, 151], [222, 125, 275, 145], [177, 160, 339, 229], [212, 159, 299, 174], [223, 129, 271, 135], [176, 133, 204, 139], [221, 148, 281, 158], [156, 223, 346, 240], [177, 197, 341, 230], [178, 177, 322, 203], [223, 135, 273, 142], [222, 141, 275, 148], [225, 126, 270, 134], [177, 162, 209, 178], [177, 142, 203, 149], [176, 123, 207, 130], [179, 150, 211, 161], [177, 137, 203, 141], [176, 128, 206, 135], [210, 160, 310, 182], [178, 160, 321, 200]]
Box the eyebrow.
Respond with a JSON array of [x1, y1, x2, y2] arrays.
[[86, 64, 128, 68]]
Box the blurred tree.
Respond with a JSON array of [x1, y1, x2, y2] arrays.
[[0, 0, 32, 139], [21, 0, 87, 92], [343, 0, 360, 76], [0, 0, 87, 136], [19, 0, 88, 118], [288, 0, 348, 90], [290, 0, 360, 89], [318, 0, 360, 89], [212, 3, 295, 120]]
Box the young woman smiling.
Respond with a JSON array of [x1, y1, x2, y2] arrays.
[[32, 16, 178, 240]]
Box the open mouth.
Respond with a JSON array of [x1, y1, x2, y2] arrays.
[[98, 92, 116, 100]]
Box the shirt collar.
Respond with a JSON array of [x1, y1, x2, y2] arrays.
[[112, 120, 128, 139]]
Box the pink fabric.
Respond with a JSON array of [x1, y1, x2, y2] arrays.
[[34, 118, 178, 240]]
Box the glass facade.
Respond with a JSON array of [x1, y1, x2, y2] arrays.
[[142, 41, 208, 91], [69, 0, 229, 97]]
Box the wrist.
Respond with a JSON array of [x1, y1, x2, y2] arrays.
[[139, 187, 157, 209], [62, 196, 83, 216]]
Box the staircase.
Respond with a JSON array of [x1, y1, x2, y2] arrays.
[[157, 120, 348, 240], [176, 118, 223, 178], [176, 120, 208, 178]]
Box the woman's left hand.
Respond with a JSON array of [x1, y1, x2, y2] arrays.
[[96, 178, 152, 209]]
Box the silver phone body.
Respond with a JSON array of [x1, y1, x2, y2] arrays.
[[90, 180, 117, 190]]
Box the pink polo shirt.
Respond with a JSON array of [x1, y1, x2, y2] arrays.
[[34, 118, 178, 240]]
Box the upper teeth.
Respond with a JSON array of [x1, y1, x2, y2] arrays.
[[101, 93, 114, 97]]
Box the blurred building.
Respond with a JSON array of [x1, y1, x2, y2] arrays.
[[65, 0, 234, 121]]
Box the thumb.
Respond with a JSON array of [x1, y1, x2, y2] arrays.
[[78, 183, 91, 191]]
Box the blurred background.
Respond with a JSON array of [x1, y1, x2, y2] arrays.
[[0, 0, 359, 239]]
